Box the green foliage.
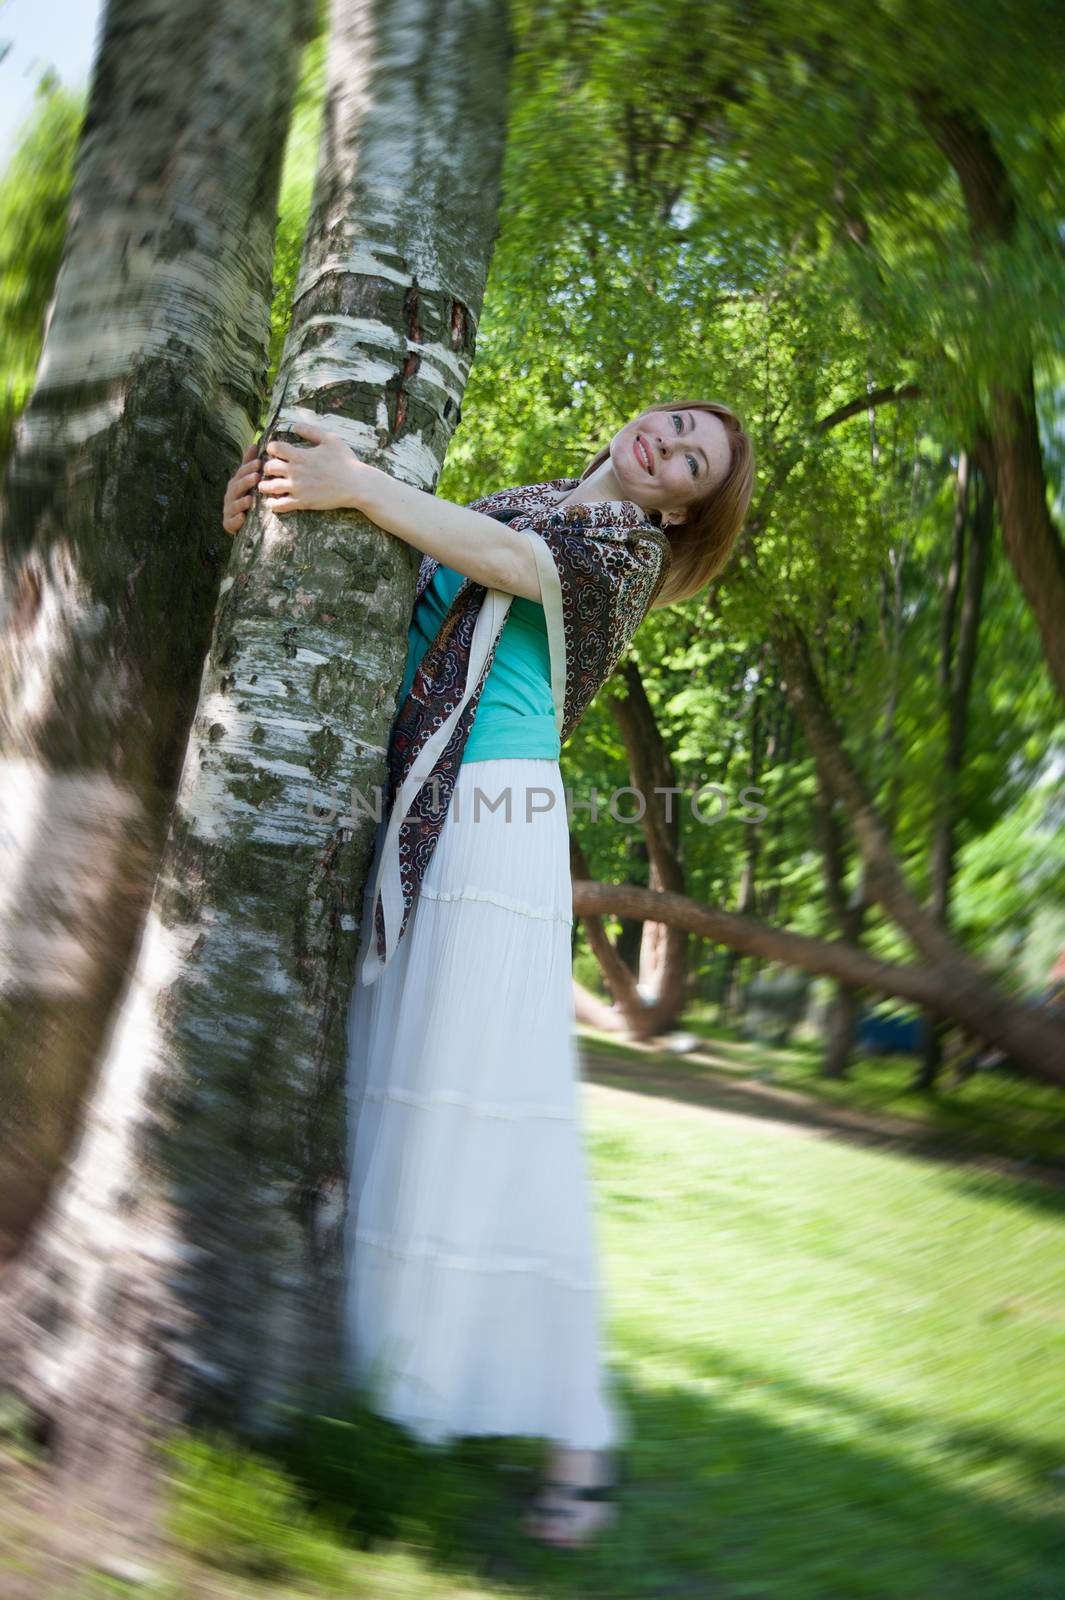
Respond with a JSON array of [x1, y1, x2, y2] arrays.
[[954, 750, 1065, 959], [269, 1391, 443, 1546], [0, 35, 331, 466], [444, 0, 1065, 993], [1, 0, 1062, 1029], [159, 1429, 349, 1587], [265, 27, 329, 410], [268, 1390, 522, 1557], [0, 74, 81, 466], [573, 941, 609, 996]]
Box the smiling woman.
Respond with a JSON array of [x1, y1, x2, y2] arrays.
[[226, 401, 754, 610], [224, 400, 754, 612], [569, 400, 755, 606], [216, 393, 754, 1551]]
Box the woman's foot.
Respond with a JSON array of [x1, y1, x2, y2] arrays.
[[522, 1447, 619, 1549]]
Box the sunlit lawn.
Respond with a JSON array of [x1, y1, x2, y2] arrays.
[[4, 1036, 1064, 1599], [582, 1003, 1065, 1170]]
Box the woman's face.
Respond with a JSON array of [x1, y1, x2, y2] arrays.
[[610, 406, 731, 523]]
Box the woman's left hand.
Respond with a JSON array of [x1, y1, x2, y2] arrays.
[[258, 418, 361, 513]]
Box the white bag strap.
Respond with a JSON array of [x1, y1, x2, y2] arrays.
[[359, 586, 514, 985]]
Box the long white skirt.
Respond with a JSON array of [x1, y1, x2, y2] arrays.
[[342, 756, 624, 1451]]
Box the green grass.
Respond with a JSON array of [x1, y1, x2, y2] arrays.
[[584, 1090, 1065, 1597], [5, 1045, 1063, 1598], [586, 1003, 1065, 1170]]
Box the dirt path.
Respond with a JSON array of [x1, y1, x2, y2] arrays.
[[577, 1035, 1065, 1191]]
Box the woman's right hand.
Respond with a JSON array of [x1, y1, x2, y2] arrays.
[[222, 440, 262, 535]]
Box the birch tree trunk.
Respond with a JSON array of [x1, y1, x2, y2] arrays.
[[0, 0, 318, 1253], [0, 0, 510, 1550]]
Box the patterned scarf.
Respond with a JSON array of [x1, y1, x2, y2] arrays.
[[358, 477, 672, 985]]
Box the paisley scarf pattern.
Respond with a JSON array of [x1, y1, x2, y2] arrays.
[[359, 477, 672, 985]]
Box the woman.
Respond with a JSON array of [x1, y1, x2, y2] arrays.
[[223, 401, 754, 1548]]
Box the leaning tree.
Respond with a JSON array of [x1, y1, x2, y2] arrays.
[[0, 0, 511, 1558], [0, 0, 320, 1252]]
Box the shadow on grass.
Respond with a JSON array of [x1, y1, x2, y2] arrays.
[[242, 1358, 1064, 1600], [577, 1037, 1065, 1204]]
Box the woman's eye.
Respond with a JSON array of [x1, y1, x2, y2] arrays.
[[672, 413, 683, 431], [687, 454, 698, 478]]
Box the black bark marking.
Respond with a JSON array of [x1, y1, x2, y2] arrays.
[[450, 299, 469, 352], [386, 279, 424, 438], [405, 280, 423, 345]]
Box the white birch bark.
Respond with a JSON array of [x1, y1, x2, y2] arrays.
[[0, 0, 510, 1545], [0, 0, 318, 1250]]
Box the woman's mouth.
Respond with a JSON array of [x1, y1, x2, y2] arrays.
[[634, 435, 654, 475]]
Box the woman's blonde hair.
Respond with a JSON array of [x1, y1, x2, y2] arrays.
[[579, 399, 755, 606]]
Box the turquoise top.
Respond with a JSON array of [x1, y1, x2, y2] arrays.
[[398, 563, 560, 762]]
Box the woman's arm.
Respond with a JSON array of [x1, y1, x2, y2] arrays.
[[351, 463, 542, 602], [257, 418, 541, 602]]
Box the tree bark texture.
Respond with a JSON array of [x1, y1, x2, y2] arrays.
[[0, 0, 511, 1540], [918, 454, 991, 1089], [605, 660, 688, 1037], [720, 660, 767, 1021], [0, 0, 318, 1251], [813, 773, 868, 1080]]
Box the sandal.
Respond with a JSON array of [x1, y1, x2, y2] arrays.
[[522, 1455, 624, 1550]]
